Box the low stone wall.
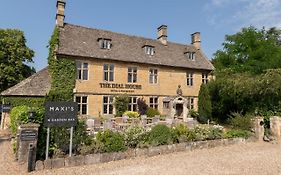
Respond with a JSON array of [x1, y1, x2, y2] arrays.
[[270, 116, 281, 138], [35, 138, 250, 171]]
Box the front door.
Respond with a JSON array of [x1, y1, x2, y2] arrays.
[[176, 104, 183, 117]]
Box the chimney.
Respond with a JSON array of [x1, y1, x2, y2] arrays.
[[191, 32, 201, 50], [56, 0, 66, 27], [157, 25, 167, 45]]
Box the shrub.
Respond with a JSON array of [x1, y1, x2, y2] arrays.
[[224, 129, 252, 139], [10, 106, 29, 136], [208, 125, 224, 140], [123, 111, 139, 118], [189, 109, 199, 119], [137, 98, 148, 115], [148, 124, 173, 146], [171, 124, 189, 143], [146, 107, 160, 118], [198, 84, 212, 123], [123, 126, 147, 148], [228, 112, 253, 131], [114, 95, 129, 117], [78, 139, 104, 155], [96, 130, 126, 153]]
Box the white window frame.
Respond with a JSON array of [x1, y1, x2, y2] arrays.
[[187, 72, 193, 86], [149, 97, 158, 110], [128, 96, 138, 111], [128, 67, 137, 83], [202, 73, 208, 84], [103, 64, 114, 82], [99, 38, 111, 49], [144, 46, 154, 56], [149, 68, 158, 84], [185, 52, 196, 60], [163, 101, 170, 109], [76, 61, 88, 80], [75, 96, 88, 115], [103, 96, 113, 114]]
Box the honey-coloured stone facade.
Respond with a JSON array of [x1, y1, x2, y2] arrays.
[[74, 58, 212, 118]]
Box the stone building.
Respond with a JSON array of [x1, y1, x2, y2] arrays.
[[55, 0, 214, 121]]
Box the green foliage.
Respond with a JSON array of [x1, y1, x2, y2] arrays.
[[224, 129, 252, 139], [171, 124, 190, 143], [228, 112, 253, 131], [123, 111, 139, 118], [188, 109, 199, 118], [137, 98, 148, 115], [0, 29, 35, 92], [96, 130, 127, 153], [198, 84, 212, 123], [146, 107, 160, 118], [213, 26, 281, 75], [123, 126, 147, 148], [4, 97, 45, 108], [46, 27, 76, 102], [114, 95, 129, 117], [148, 124, 173, 146], [10, 106, 29, 135], [78, 139, 104, 155]]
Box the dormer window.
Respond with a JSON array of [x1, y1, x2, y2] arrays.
[[185, 52, 196, 60], [98, 38, 111, 49], [143, 45, 155, 56]]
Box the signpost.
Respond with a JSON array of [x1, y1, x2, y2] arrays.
[[44, 102, 78, 159]]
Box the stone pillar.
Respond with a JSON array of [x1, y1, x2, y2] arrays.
[[253, 117, 264, 141], [17, 123, 40, 171], [270, 116, 281, 138]]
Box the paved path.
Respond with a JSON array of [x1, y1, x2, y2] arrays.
[[32, 140, 281, 175]]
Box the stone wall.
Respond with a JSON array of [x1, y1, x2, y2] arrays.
[[35, 138, 248, 171], [270, 116, 281, 138]]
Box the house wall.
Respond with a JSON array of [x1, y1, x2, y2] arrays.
[[74, 58, 211, 117]]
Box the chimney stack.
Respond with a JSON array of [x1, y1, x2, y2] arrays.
[[157, 25, 167, 45], [56, 0, 66, 27], [191, 32, 201, 50]]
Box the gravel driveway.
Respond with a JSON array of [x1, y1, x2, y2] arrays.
[[1, 128, 281, 175]]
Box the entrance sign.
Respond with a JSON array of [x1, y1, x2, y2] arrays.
[[44, 102, 78, 127], [1, 104, 12, 112], [20, 129, 38, 141]]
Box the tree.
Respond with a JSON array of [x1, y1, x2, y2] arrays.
[[212, 26, 281, 75], [114, 95, 129, 117], [0, 29, 35, 92], [198, 84, 212, 123]]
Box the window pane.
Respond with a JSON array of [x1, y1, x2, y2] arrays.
[[128, 73, 132, 82], [83, 70, 88, 80], [150, 98, 153, 103], [110, 65, 114, 71], [83, 63, 88, 69], [109, 105, 113, 114], [104, 64, 108, 71], [76, 97, 81, 103], [154, 76, 157, 83], [133, 74, 137, 83], [76, 62, 81, 69], [82, 96, 87, 103], [82, 104, 87, 114], [77, 70, 82, 79], [109, 72, 114, 81], [103, 105, 108, 114], [149, 75, 153, 83]]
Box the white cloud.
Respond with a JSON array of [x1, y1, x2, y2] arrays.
[[204, 0, 281, 29]]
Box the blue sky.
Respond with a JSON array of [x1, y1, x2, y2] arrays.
[[1, 0, 281, 71]]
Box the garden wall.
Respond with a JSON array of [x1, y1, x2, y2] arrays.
[[35, 138, 251, 171]]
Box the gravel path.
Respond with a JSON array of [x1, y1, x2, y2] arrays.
[[32, 140, 281, 175], [1, 128, 281, 175]]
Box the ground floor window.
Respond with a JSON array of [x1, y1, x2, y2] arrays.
[[128, 96, 137, 111], [75, 96, 88, 115], [149, 97, 158, 110], [103, 96, 113, 114], [187, 97, 194, 109]]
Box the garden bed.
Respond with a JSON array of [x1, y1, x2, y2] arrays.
[[35, 137, 254, 171]]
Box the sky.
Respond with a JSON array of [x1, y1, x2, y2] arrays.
[[1, 0, 281, 71]]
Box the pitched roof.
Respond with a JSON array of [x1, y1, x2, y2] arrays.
[[0, 67, 51, 97], [57, 24, 214, 71]]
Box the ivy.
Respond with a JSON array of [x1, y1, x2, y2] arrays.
[[46, 27, 76, 102], [3, 97, 45, 108]]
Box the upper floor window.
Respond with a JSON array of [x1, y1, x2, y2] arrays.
[[188, 97, 194, 109], [104, 64, 114, 82], [185, 52, 196, 60], [75, 96, 88, 115], [202, 73, 208, 84], [128, 67, 137, 83], [98, 38, 111, 49], [149, 97, 158, 110], [149, 68, 158, 84], [187, 72, 193, 86], [144, 45, 155, 56], [76, 61, 88, 80], [103, 96, 113, 114]]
